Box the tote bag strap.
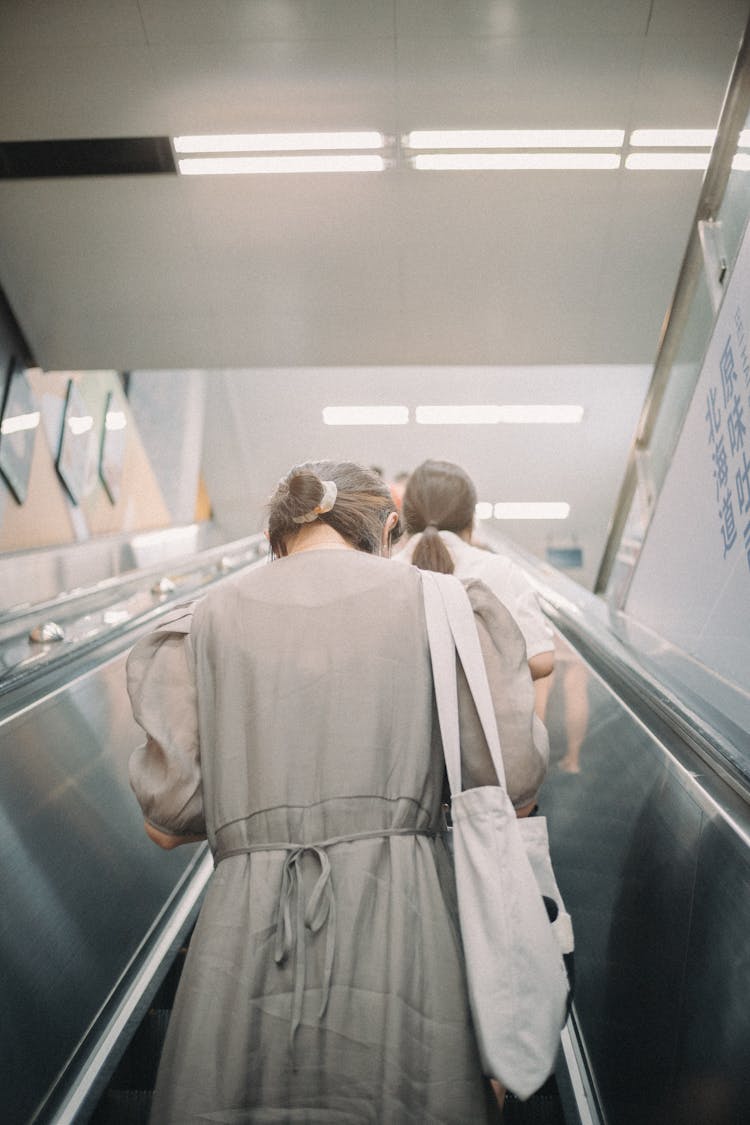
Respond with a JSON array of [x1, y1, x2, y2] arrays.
[[422, 571, 463, 798], [421, 571, 508, 796], [433, 572, 508, 792]]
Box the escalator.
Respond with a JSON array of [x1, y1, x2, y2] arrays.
[[3, 530, 748, 1124], [0, 531, 266, 1125]]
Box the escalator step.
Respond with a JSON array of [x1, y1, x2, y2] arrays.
[[503, 1091, 568, 1125]]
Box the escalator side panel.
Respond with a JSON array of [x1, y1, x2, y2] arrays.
[[540, 634, 750, 1125], [0, 651, 202, 1125]]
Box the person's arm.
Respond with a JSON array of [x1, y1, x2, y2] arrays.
[[127, 605, 207, 847], [144, 820, 205, 850], [528, 650, 554, 681], [458, 579, 548, 812]]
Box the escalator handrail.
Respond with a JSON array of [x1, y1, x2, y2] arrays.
[[486, 532, 750, 814], [0, 533, 268, 704]]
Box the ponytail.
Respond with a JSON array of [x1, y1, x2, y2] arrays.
[[411, 526, 455, 575]]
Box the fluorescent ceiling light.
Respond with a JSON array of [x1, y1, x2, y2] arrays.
[[105, 410, 127, 431], [67, 414, 94, 436], [629, 128, 716, 147], [625, 152, 710, 170], [740, 130, 750, 147], [416, 404, 584, 424], [494, 502, 570, 520], [416, 405, 500, 424], [174, 131, 384, 153], [179, 155, 385, 175], [475, 502, 494, 520], [413, 153, 620, 171], [322, 406, 409, 426], [405, 129, 624, 149], [1, 410, 40, 436], [732, 153, 750, 171]]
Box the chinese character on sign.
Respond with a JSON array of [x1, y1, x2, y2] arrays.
[[719, 489, 738, 556], [712, 436, 729, 499], [727, 394, 746, 455], [720, 337, 739, 407], [736, 449, 750, 516], [744, 521, 750, 572], [705, 387, 722, 444]]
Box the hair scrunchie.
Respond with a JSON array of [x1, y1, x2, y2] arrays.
[[291, 479, 338, 524]]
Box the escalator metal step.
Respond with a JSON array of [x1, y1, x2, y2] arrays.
[[504, 1089, 568, 1125]]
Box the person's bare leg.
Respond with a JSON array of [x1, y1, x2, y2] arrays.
[[490, 1078, 506, 1112], [558, 663, 589, 773]]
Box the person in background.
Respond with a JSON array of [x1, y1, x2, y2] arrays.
[[397, 459, 555, 700], [389, 469, 410, 511], [126, 460, 544, 1124]]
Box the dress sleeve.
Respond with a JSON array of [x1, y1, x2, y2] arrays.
[[457, 579, 549, 808], [126, 604, 206, 838]]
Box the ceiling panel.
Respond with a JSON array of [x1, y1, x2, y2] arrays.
[[395, 31, 643, 127], [649, 0, 749, 40], [150, 38, 397, 135], [140, 0, 396, 44], [0, 44, 159, 138], [395, 0, 652, 38], [0, 0, 145, 49]]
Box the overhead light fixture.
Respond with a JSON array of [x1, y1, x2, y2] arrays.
[[625, 152, 710, 170], [475, 502, 494, 520], [732, 153, 750, 170], [415, 404, 584, 424], [413, 153, 620, 171], [494, 502, 570, 520], [174, 131, 384, 153], [405, 129, 625, 149], [105, 410, 127, 431], [416, 405, 500, 424], [178, 155, 385, 175], [1, 410, 40, 436], [322, 406, 409, 425], [629, 128, 716, 147], [67, 414, 94, 436]]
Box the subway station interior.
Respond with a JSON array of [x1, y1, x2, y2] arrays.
[[1, 2, 750, 1123]]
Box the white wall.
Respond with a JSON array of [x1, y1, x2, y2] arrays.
[[201, 364, 650, 589]]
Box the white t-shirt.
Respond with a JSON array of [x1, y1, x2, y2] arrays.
[[397, 530, 554, 660]]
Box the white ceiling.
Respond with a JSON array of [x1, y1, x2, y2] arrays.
[[1, 0, 748, 586], [0, 0, 747, 369]]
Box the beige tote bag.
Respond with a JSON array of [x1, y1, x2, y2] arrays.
[[422, 570, 570, 1100]]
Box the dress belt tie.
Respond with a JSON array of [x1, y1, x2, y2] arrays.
[[215, 827, 435, 1054]]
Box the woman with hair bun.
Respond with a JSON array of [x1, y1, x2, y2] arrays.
[[126, 459, 541, 1124]]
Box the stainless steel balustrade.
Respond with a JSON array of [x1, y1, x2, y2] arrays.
[[0, 533, 268, 1125]]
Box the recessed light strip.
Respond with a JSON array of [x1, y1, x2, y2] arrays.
[[629, 128, 716, 147], [178, 155, 385, 175], [405, 129, 625, 149], [322, 406, 409, 425], [413, 153, 620, 171], [625, 152, 710, 170], [174, 132, 384, 153]]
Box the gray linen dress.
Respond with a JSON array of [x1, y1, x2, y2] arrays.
[[127, 549, 545, 1124]]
